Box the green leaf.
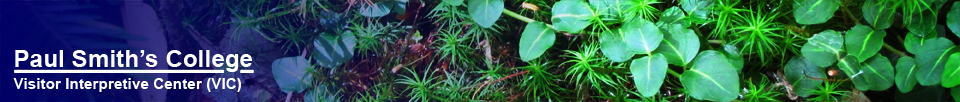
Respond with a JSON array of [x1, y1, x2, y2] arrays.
[[862, 55, 895, 91], [905, 11, 936, 37], [947, 2, 960, 38], [896, 57, 919, 93], [723, 44, 745, 72], [468, 0, 504, 28], [916, 38, 957, 86], [623, 18, 664, 55], [681, 50, 739, 101], [659, 7, 689, 27], [589, 0, 629, 17], [784, 56, 824, 97], [551, 0, 594, 33], [904, 33, 937, 54], [861, 0, 895, 29], [680, 0, 712, 20], [943, 52, 960, 88], [793, 0, 840, 24], [443, 0, 464, 6], [838, 55, 871, 91], [654, 23, 699, 66], [359, 2, 392, 17], [801, 30, 844, 67], [313, 33, 356, 68], [272, 56, 314, 93], [953, 88, 960, 102], [845, 24, 886, 62], [630, 54, 668, 97], [519, 22, 557, 62], [600, 29, 633, 62]]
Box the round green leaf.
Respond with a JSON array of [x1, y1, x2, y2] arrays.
[[313, 33, 356, 68], [862, 0, 895, 29], [793, 0, 840, 25], [519, 22, 557, 62], [630, 54, 668, 97], [904, 33, 937, 54], [838, 55, 871, 90], [916, 38, 957, 86], [654, 23, 699, 66], [551, 0, 594, 33], [589, 0, 629, 18], [681, 50, 739, 101], [443, 0, 464, 6], [801, 30, 844, 67], [600, 29, 633, 62], [905, 10, 936, 37], [272, 56, 314, 93], [681, 0, 712, 20], [947, 2, 960, 38], [845, 24, 886, 62], [723, 44, 745, 72], [359, 2, 392, 17], [862, 55, 895, 91], [468, 0, 504, 28], [784, 56, 824, 97], [622, 18, 664, 55], [659, 7, 689, 27], [896, 57, 919, 93], [943, 52, 960, 88]]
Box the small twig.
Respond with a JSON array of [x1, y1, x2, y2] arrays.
[[471, 70, 529, 99], [841, 4, 862, 25]]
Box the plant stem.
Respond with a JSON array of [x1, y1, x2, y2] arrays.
[[667, 69, 682, 79], [841, 5, 861, 25], [883, 43, 908, 57], [501, 9, 555, 29]]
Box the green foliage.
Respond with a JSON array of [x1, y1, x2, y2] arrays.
[[397, 68, 440, 102], [950, 2, 960, 38], [742, 76, 783, 102], [861, 55, 895, 91], [433, 29, 475, 68], [519, 59, 563, 101], [304, 83, 342, 102], [467, 0, 504, 28], [551, 0, 594, 34], [562, 43, 618, 93], [519, 21, 556, 61], [708, 0, 749, 39], [861, 0, 895, 29], [313, 33, 357, 68], [845, 25, 886, 63], [784, 56, 824, 97], [728, 6, 785, 65], [801, 30, 844, 67], [943, 53, 960, 88], [600, 18, 663, 62], [681, 50, 740, 101], [623, 0, 662, 21], [653, 23, 700, 66], [895, 57, 919, 93], [793, 0, 839, 25], [807, 80, 849, 102], [838, 56, 869, 90], [629, 54, 668, 97], [916, 38, 956, 86], [348, 20, 401, 56], [272, 56, 314, 93], [953, 88, 960, 102], [904, 10, 936, 37]]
